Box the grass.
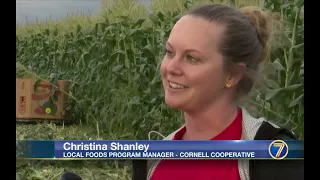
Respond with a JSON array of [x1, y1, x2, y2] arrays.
[[16, 123, 132, 180], [17, 160, 131, 180], [16, 0, 304, 179]]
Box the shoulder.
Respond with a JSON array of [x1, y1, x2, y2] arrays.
[[239, 107, 297, 140], [240, 108, 304, 179], [254, 120, 297, 140], [249, 154, 304, 180], [249, 120, 304, 180]]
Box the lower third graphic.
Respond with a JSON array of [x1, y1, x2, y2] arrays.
[[268, 140, 289, 160]]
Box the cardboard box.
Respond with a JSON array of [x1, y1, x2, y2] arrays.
[[16, 78, 69, 120]]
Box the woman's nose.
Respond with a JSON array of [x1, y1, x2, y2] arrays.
[[166, 57, 183, 76]]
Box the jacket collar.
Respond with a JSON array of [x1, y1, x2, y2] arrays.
[[163, 107, 279, 141]]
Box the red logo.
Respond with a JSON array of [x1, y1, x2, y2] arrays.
[[32, 83, 61, 116], [32, 84, 61, 101]]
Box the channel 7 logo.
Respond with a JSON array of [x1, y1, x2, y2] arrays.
[[268, 140, 289, 160]]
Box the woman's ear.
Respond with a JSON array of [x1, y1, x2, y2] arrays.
[[225, 62, 246, 88]]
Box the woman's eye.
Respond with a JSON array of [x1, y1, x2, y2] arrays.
[[186, 55, 198, 64], [165, 49, 174, 57]]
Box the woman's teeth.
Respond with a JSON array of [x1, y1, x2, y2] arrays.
[[169, 82, 187, 89]]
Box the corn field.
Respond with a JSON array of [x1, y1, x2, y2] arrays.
[[16, 0, 304, 179]]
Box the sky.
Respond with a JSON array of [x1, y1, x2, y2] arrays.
[[16, 0, 151, 25]]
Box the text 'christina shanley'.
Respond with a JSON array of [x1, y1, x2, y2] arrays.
[[63, 142, 150, 152]]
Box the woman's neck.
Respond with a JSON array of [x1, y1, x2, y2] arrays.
[[182, 101, 238, 140]]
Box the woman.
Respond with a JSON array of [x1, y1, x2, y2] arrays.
[[143, 3, 303, 180]]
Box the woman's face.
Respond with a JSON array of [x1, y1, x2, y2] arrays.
[[160, 15, 230, 111]]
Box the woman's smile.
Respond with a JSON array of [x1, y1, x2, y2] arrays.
[[168, 81, 188, 89]]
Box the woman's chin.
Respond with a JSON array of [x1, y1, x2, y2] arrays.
[[165, 96, 186, 110]]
